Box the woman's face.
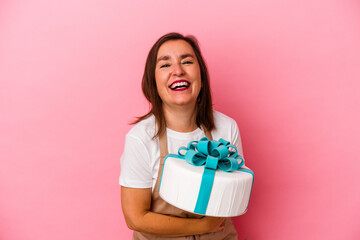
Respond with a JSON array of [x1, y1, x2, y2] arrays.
[[155, 40, 201, 109]]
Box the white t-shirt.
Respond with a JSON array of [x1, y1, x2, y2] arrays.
[[119, 110, 245, 190]]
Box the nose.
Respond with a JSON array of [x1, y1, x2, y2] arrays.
[[172, 63, 185, 76]]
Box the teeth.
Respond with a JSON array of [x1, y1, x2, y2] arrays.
[[170, 81, 189, 89]]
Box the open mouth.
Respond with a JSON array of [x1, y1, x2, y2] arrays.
[[169, 80, 190, 91]]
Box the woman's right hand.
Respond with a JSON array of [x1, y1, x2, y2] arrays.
[[200, 216, 226, 233]]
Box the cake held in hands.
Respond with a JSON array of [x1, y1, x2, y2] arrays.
[[159, 137, 254, 217]]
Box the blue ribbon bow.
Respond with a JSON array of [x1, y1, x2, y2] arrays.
[[176, 137, 248, 215]]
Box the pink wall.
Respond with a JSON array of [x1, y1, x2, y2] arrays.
[[1, 0, 359, 239]]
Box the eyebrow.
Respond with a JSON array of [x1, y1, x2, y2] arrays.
[[157, 55, 170, 62], [157, 54, 195, 63]]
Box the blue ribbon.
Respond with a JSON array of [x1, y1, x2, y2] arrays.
[[176, 137, 250, 215]]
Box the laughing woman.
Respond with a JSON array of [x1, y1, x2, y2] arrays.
[[120, 32, 244, 239]]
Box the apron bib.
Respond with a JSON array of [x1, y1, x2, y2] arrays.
[[133, 128, 238, 240]]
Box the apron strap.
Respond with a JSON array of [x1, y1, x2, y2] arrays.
[[159, 130, 169, 159]]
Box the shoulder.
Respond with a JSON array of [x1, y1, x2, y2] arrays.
[[213, 110, 238, 130], [126, 115, 157, 143], [211, 110, 244, 157]]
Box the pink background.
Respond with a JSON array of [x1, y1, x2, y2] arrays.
[[1, 0, 359, 239]]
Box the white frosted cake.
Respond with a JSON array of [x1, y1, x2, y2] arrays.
[[159, 154, 254, 217]]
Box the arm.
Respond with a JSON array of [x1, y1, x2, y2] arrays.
[[121, 186, 225, 237]]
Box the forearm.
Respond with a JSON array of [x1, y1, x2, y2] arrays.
[[127, 211, 208, 237], [121, 187, 224, 236]]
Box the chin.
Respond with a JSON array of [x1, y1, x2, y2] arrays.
[[172, 99, 197, 107]]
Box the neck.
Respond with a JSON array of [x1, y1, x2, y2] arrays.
[[162, 103, 198, 132]]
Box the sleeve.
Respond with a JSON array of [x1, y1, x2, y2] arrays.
[[231, 120, 245, 160], [119, 134, 153, 188]]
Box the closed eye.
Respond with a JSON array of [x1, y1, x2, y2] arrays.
[[182, 61, 193, 65], [160, 64, 170, 68]]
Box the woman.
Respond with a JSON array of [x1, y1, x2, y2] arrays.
[[120, 32, 244, 239]]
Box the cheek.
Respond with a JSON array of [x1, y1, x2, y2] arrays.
[[155, 72, 162, 86], [154, 74, 167, 96], [155, 70, 166, 83], [195, 70, 202, 86], [193, 65, 201, 80]]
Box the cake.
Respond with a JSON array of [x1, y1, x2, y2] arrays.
[[159, 138, 254, 217]]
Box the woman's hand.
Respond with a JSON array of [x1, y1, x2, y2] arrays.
[[200, 216, 226, 233]]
